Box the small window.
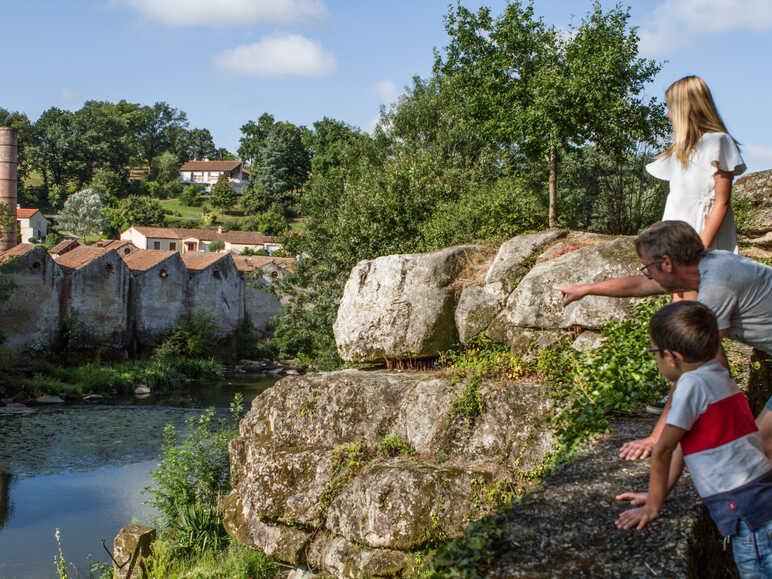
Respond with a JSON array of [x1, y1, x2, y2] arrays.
[[31, 261, 41, 270], [105, 263, 114, 273], [159, 269, 168, 279], [270, 271, 279, 279], [153, 241, 161, 250], [213, 270, 221, 280], [124, 248, 131, 255], [169, 242, 177, 251]]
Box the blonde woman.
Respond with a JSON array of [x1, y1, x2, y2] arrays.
[[647, 75, 746, 255]]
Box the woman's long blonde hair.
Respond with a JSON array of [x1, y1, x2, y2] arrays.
[[664, 75, 733, 167]]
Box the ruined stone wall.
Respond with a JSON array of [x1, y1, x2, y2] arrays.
[[243, 281, 281, 338], [0, 247, 61, 350], [185, 258, 244, 338], [68, 252, 130, 348], [129, 255, 187, 346]]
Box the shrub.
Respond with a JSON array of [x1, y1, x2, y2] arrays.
[[180, 184, 204, 207], [145, 395, 245, 554], [154, 313, 219, 359], [208, 239, 225, 252]]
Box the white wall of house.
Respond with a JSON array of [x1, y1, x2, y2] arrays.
[[120, 228, 179, 251], [18, 213, 48, 242], [179, 170, 248, 194]]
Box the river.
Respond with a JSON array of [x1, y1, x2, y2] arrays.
[[0, 375, 276, 579]]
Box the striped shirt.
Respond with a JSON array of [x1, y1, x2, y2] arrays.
[[668, 359, 772, 536]]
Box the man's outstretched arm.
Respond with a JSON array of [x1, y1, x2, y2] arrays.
[[555, 275, 665, 306]]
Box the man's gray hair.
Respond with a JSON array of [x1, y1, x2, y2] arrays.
[[634, 221, 707, 265]]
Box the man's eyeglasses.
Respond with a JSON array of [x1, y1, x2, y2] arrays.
[[639, 261, 662, 276], [647, 348, 665, 357]]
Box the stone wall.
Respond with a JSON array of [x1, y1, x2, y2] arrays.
[[129, 253, 187, 345], [185, 256, 244, 338]]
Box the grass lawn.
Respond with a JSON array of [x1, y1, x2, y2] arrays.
[[160, 198, 245, 227]]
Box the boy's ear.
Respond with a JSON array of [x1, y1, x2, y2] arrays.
[[665, 349, 685, 365], [661, 254, 674, 272]]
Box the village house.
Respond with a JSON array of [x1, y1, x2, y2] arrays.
[[120, 225, 281, 255], [122, 250, 186, 346], [49, 238, 79, 258], [94, 239, 139, 257], [16, 207, 48, 243], [232, 254, 296, 284], [181, 252, 243, 338], [179, 159, 250, 194], [0, 244, 62, 351], [54, 246, 130, 349]]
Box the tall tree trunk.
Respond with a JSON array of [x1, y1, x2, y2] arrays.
[[548, 142, 558, 228]]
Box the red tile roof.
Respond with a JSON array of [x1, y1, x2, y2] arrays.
[[122, 250, 178, 272], [0, 243, 36, 264], [50, 238, 79, 256], [129, 226, 277, 245], [232, 255, 295, 273], [54, 246, 112, 272], [180, 252, 230, 271], [16, 207, 40, 219], [179, 160, 242, 172]]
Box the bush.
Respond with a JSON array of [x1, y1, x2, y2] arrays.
[[162, 180, 183, 199], [208, 239, 225, 252], [145, 395, 245, 554], [154, 313, 219, 359], [180, 184, 204, 207]]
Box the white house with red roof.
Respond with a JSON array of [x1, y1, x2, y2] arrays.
[[179, 159, 250, 194], [16, 206, 48, 242], [120, 225, 282, 255]]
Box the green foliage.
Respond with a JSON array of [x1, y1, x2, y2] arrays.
[[255, 205, 289, 235], [426, 514, 504, 578], [320, 440, 373, 516], [378, 434, 415, 457], [733, 195, 753, 237], [161, 180, 183, 199], [207, 238, 225, 252], [539, 297, 669, 451], [180, 184, 204, 207], [154, 313, 219, 359], [451, 380, 485, 421], [154, 150, 181, 185], [104, 194, 167, 235], [145, 395, 245, 554], [89, 169, 127, 204], [210, 174, 237, 213]]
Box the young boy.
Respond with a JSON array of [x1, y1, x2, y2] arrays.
[[615, 301, 772, 577]]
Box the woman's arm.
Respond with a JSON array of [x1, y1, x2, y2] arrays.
[[700, 169, 733, 248]]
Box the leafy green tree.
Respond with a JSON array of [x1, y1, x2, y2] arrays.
[[89, 169, 127, 205], [209, 174, 236, 214], [208, 239, 225, 252], [215, 148, 236, 161], [180, 184, 204, 207], [256, 123, 311, 207], [135, 102, 188, 179], [57, 189, 105, 241], [256, 205, 289, 236], [104, 195, 167, 236], [154, 150, 180, 185], [175, 128, 216, 163], [31, 108, 77, 202], [238, 113, 275, 167]]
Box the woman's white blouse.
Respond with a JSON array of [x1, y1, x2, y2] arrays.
[[646, 132, 746, 253]]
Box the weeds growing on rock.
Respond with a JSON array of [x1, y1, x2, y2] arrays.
[[378, 434, 415, 457]]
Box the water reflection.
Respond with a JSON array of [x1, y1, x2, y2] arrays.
[[0, 375, 275, 578]]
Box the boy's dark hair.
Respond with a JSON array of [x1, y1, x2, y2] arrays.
[[635, 221, 707, 265], [649, 301, 720, 363]]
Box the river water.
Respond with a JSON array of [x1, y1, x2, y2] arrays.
[[0, 376, 275, 579]]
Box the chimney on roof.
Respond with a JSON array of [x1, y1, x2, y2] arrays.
[[0, 127, 18, 251]]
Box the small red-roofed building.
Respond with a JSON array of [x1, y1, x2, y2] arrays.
[[179, 159, 249, 194], [54, 246, 130, 348], [122, 250, 187, 346], [0, 244, 62, 350], [120, 226, 281, 255], [16, 207, 48, 243], [49, 238, 79, 258], [181, 252, 243, 337]]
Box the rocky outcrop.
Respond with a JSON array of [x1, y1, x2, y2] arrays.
[[333, 246, 479, 362], [735, 169, 772, 237], [224, 369, 554, 577], [335, 232, 643, 361]]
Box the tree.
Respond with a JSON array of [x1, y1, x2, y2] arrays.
[[255, 122, 311, 210], [180, 184, 204, 207], [154, 150, 180, 185], [31, 107, 78, 202], [104, 195, 167, 236], [57, 189, 105, 241], [208, 238, 225, 252], [209, 174, 236, 214], [256, 205, 289, 236], [238, 113, 275, 167], [135, 102, 188, 179], [174, 128, 216, 163], [90, 169, 127, 205]]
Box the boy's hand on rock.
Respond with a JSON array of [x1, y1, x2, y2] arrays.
[[616, 506, 658, 531], [615, 491, 648, 505], [619, 437, 655, 460]]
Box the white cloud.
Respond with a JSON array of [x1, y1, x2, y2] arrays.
[[214, 35, 336, 77], [119, 0, 327, 27], [638, 0, 772, 56], [742, 144, 772, 172], [374, 81, 399, 106]]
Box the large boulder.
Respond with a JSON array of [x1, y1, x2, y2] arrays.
[[734, 169, 772, 237], [225, 369, 554, 576], [499, 236, 641, 332], [333, 246, 479, 362], [455, 231, 565, 343]]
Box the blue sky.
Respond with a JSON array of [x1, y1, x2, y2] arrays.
[[3, 0, 772, 172]]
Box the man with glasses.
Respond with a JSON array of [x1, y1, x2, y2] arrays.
[[555, 220, 772, 460]]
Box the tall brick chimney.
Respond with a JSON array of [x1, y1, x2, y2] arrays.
[[0, 127, 18, 251]]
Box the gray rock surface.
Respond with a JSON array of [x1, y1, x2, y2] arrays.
[[225, 369, 554, 576], [734, 169, 772, 236], [333, 246, 479, 362], [501, 237, 641, 330]]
